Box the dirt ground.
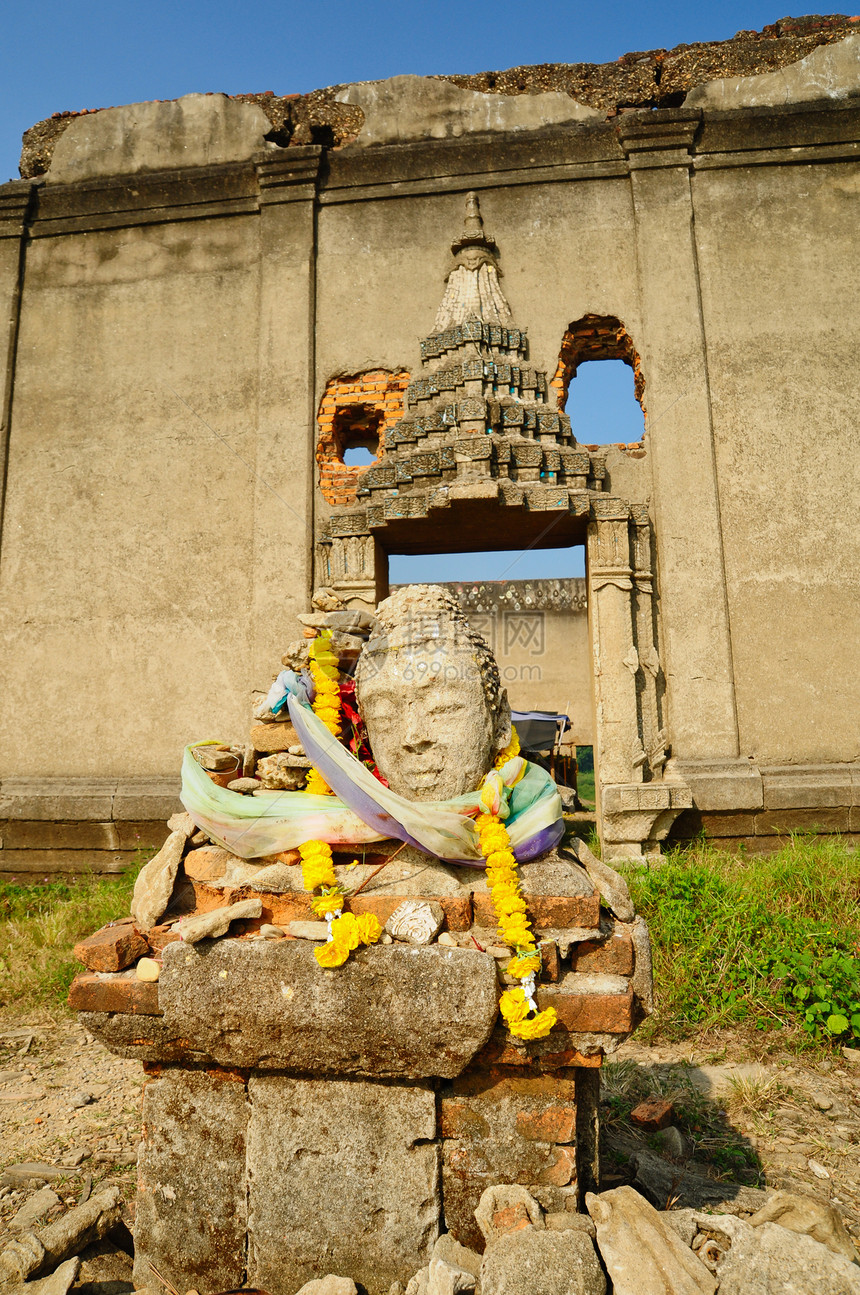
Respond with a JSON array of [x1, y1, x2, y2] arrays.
[[2, 1018, 859, 1248]]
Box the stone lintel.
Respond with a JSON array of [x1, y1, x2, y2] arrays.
[[157, 940, 499, 1078]]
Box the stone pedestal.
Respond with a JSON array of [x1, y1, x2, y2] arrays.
[[72, 847, 652, 1293]]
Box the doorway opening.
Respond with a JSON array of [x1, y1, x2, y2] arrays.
[[386, 545, 594, 815]]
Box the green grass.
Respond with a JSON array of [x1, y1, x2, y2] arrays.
[[577, 771, 596, 806], [623, 835, 860, 1049], [0, 869, 140, 1014]]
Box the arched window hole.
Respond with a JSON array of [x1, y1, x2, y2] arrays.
[[553, 314, 646, 448], [333, 405, 382, 467], [566, 359, 645, 448]]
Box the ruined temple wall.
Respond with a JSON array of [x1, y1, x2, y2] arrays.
[[0, 80, 858, 847], [1, 215, 264, 776]]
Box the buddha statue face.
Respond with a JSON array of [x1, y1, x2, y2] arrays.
[[355, 586, 511, 802]]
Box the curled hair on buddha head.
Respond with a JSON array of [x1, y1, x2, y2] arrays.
[[356, 584, 512, 751]]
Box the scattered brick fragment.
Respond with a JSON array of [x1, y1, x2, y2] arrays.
[[73, 921, 147, 973], [630, 1097, 675, 1131]]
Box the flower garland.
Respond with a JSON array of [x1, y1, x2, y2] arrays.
[[480, 727, 558, 1041], [300, 633, 381, 966], [303, 631, 341, 796]]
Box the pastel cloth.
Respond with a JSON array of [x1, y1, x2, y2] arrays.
[[180, 692, 563, 864]]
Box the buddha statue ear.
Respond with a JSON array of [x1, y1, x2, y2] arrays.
[[493, 691, 512, 756]]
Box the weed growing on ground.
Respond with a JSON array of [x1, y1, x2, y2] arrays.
[[600, 1056, 763, 1183], [0, 868, 141, 1013], [624, 835, 860, 1049]]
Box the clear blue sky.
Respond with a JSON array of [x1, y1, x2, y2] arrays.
[[0, 0, 806, 584], [1, 0, 805, 183]]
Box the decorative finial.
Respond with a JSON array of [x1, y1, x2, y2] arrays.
[[451, 191, 497, 257]]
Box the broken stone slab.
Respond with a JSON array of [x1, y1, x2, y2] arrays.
[[47, 93, 271, 182], [337, 75, 598, 148], [130, 830, 186, 930], [190, 746, 237, 772], [288, 920, 330, 940], [38, 1186, 123, 1272], [73, 1238, 134, 1295], [405, 1268, 429, 1295], [586, 1187, 717, 1294], [565, 840, 634, 922], [0, 1187, 122, 1284], [176, 897, 262, 943], [9, 1189, 61, 1233], [431, 1236, 482, 1279], [166, 811, 196, 837], [690, 1212, 860, 1294], [158, 940, 498, 1077], [662, 1209, 699, 1248], [474, 1186, 544, 1247], [247, 1076, 439, 1294], [686, 30, 860, 110], [479, 1228, 606, 1295], [631, 1149, 770, 1214], [385, 900, 444, 945], [427, 1257, 475, 1295], [630, 915, 654, 1016], [3, 1257, 81, 1295], [0, 1163, 71, 1188], [0, 1232, 46, 1285], [749, 1190, 858, 1262], [545, 1215, 597, 1239], [294, 1279, 358, 1295]]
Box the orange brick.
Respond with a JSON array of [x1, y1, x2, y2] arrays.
[[515, 1106, 576, 1144], [539, 939, 560, 982], [190, 881, 313, 926], [74, 921, 148, 972], [492, 1204, 532, 1236], [471, 891, 600, 931], [471, 1030, 603, 1071], [537, 1145, 577, 1186], [146, 923, 181, 954], [439, 1100, 490, 1139], [570, 927, 634, 976], [538, 988, 635, 1033], [452, 1067, 578, 1100], [68, 971, 161, 1016]]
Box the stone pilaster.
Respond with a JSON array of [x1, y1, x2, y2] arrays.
[[629, 504, 666, 776], [0, 182, 35, 558], [587, 497, 644, 789], [619, 112, 740, 764], [253, 150, 322, 682]]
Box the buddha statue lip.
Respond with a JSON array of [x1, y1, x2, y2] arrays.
[[355, 585, 511, 803]]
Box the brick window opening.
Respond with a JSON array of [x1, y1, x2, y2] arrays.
[[334, 406, 383, 466], [317, 369, 409, 507], [551, 315, 646, 449]]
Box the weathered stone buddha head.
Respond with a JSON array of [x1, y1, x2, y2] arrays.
[[355, 585, 512, 801]]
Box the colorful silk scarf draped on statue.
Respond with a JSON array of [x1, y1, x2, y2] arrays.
[[180, 686, 564, 865]]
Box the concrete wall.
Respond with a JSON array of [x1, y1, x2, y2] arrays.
[[0, 70, 858, 858]]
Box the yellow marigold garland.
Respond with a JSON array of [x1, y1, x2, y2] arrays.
[[480, 726, 557, 1041], [300, 633, 382, 967]]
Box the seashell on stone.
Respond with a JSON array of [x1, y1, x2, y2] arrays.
[[384, 899, 444, 946]]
